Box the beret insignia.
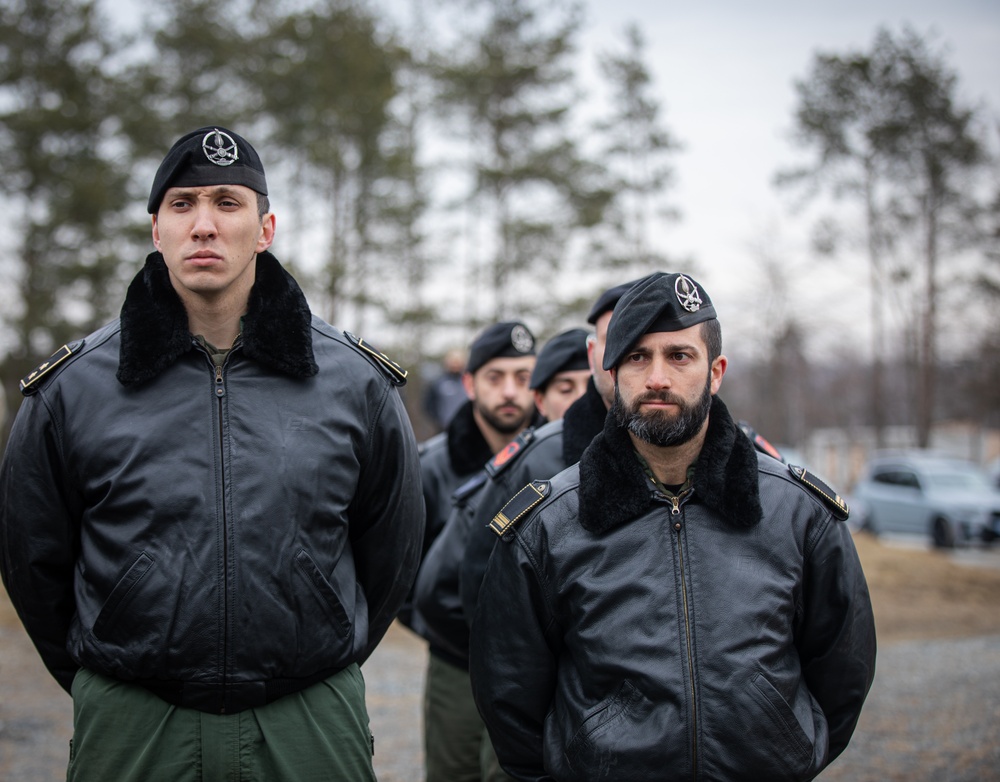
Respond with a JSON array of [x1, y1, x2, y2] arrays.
[[489, 480, 550, 537], [788, 464, 850, 521], [20, 342, 81, 395], [674, 274, 703, 312], [344, 331, 407, 386]]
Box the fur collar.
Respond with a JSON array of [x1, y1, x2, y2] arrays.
[[561, 379, 609, 466], [446, 400, 545, 477], [446, 401, 496, 477], [117, 251, 318, 387], [578, 396, 762, 534]]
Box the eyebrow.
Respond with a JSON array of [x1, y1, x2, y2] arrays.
[[167, 185, 244, 200], [633, 341, 702, 355]]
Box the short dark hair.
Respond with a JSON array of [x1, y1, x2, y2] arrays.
[[257, 192, 270, 218], [701, 318, 722, 364]]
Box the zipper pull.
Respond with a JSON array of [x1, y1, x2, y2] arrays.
[[671, 496, 681, 516], [215, 365, 225, 397]]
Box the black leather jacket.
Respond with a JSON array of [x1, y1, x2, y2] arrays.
[[461, 381, 607, 621], [414, 383, 605, 666], [0, 252, 424, 713], [469, 398, 876, 781]]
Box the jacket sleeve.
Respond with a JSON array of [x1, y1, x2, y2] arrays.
[[797, 517, 877, 763], [348, 383, 424, 661], [469, 527, 559, 782], [413, 487, 478, 657], [459, 472, 514, 624], [0, 394, 80, 693]]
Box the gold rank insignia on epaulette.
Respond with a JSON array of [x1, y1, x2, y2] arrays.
[[343, 331, 408, 386], [489, 480, 550, 537], [787, 464, 850, 521], [20, 343, 80, 395]]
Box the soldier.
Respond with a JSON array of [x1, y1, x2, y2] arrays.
[[528, 328, 591, 423], [458, 279, 644, 622], [469, 272, 876, 781], [0, 126, 424, 782], [409, 321, 542, 782]]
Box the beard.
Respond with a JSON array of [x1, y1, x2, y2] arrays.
[[611, 376, 713, 448], [476, 399, 532, 435]]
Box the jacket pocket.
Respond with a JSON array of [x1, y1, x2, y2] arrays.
[[93, 552, 153, 641], [564, 680, 645, 777], [294, 549, 351, 639], [748, 672, 814, 772]]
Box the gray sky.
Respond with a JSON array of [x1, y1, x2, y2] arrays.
[[578, 0, 1000, 354]]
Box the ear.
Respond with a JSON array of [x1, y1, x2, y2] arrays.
[[461, 371, 475, 400], [256, 212, 276, 253], [710, 355, 727, 395], [151, 215, 161, 252], [533, 388, 546, 416]]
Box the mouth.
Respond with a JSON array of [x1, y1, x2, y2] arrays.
[[186, 252, 223, 267]]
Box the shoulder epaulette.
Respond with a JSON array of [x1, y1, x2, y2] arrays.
[[788, 464, 850, 521], [453, 471, 489, 504], [485, 428, 536, 478], [20, 341, 84, 396], [343, 331, 407, 386], [489, 480, 550, 537]]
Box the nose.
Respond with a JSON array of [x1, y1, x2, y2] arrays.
[[501, 375, 521, 399], [645, 356, 673, 390], [191, 205, 218, 241]]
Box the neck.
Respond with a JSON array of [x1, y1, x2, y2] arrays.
[[175, 271, 255, 350], [183, 295, 247, 349], [628, 420, 708, 486]]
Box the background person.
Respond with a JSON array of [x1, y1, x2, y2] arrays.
[[406, 320, 541, 782], [423, 347, 469, 432], [527, 328, 591, 423]]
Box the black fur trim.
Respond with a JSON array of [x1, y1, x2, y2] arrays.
[[446, 400, 545, 477], [693, 397, 762, 529], [117, 252, 197, 387], [241, 252, 318, 378], [446, 401, 495, 477], [561, 379, 609, 466], [117, 251, 317, 387], [578, 396, 762, 534]]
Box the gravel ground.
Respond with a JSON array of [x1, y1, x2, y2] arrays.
[[3, 537, 1000, 781]]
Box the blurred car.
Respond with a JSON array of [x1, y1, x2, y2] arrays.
[[852, 452, 1000, 548]]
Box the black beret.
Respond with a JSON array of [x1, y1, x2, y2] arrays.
[[466, 321, 536, 374], [603, 272, 717, 370], [586, 276, 651, 324], [148, 126, 268, 213], [530, 328, 591, 390]]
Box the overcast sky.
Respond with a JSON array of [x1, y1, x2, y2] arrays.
[[576, 0, 1000, 353]]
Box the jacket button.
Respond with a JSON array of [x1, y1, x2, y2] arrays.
[[674, 522, 681, 531]]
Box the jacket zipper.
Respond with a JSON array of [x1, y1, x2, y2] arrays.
[[670, 490, 698, 776], [212, 356, 230, 713]]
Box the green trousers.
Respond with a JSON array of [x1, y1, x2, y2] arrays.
[[67, 666, 376, 782], [423, 652, 514, 782]]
